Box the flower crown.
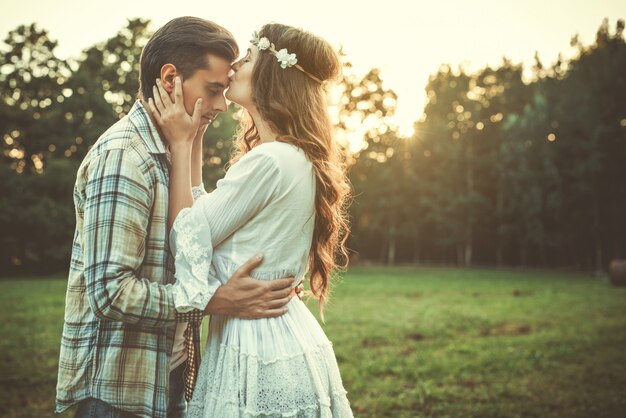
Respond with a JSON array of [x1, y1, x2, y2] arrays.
[[250, 31, 323, 84]]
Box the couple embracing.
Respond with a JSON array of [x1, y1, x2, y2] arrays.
[[55, 16, 353, 418]]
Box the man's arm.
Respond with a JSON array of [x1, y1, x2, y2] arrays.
[[174, 256, 295, 322], [82, 148, 177, 327], [204, 254, 295, 319]]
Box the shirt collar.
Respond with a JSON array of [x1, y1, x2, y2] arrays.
[[128, 100, 169, 155]]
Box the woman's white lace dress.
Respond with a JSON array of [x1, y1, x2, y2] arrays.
[[170, 141, 353, 417]]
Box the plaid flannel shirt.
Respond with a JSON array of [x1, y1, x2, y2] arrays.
[[55, 101, 204, 418]]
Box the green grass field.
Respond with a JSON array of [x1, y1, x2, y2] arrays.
[[1, 267, 625, 418]]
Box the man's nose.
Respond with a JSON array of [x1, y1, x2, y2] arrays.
[[214, 95, 227, 113]]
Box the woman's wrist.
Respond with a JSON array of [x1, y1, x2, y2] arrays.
[[191, 135, 203, 157], [168, 141, 193, 154]]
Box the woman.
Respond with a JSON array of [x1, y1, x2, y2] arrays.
[[149, 23, 353, 417]]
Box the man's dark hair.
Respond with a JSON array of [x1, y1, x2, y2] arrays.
[[139, 16, 239, 100]]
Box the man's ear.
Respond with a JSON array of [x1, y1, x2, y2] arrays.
[[159, 64, 179, 93]]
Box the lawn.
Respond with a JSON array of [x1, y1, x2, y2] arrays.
[[1, 267, 625, 417]]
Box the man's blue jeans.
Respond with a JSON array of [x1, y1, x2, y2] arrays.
[[74, 362, 187, 418]]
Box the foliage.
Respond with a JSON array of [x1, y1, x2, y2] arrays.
[[1, 18, 625, 274]]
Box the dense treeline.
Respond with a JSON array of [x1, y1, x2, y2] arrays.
[[1, 18, 624, 275], [348, 19, 626, 271]]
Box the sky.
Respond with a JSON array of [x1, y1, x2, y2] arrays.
[[1, 0, 624, 137]]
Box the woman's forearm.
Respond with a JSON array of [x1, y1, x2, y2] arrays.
[[191, 135, 204, 187], [168, 143, 194, 230]]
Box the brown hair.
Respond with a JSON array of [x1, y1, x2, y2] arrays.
[[231, 23, 350, 316], [139, 16, 238, 100]]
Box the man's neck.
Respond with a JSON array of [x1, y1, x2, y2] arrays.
[[140, 98, 170, 150]]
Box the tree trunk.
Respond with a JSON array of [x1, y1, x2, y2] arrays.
[[456, 245, 463, 266], [388, 237, 396, 265], [379, 237, 387, 264], [593, 198, 603, 275], [413, 231, 421, 264], [496, 186, 504, 266], [465, 139, 474, 267], [387, 220, 396, 265], [464, 241, 473, 267]]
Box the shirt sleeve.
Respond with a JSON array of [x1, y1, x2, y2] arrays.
[[82, 148, 177, 327], [170, 150, 281, 311]]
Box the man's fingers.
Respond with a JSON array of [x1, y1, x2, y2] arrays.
[[267, 296, 292, 309], [267, 277, 294, 291], [270, 285, 293, 299], [260, 307, 289, 318], [174, 76, 183, 103], [152, 85, 165, 113], [234, 254, 264, 277], [147, 98, 160, 121], [294, 283, 305, 300], [156, 79, 172, 107]]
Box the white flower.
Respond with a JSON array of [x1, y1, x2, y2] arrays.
[[275, 48, 298, 69], [257, 37, 271, 50], [251, 31, 300, 70]]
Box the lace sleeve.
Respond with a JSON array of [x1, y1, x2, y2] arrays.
[[169, 205, 221, 312], [192, 183, 207, 202]]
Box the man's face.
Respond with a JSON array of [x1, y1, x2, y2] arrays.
[[179, 54, 231, 125]]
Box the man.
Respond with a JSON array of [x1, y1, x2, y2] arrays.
[[55, 17, 295, 418]]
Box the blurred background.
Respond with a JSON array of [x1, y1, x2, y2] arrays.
[[1, 0, 625, 274], [1, 1, 625, 417]]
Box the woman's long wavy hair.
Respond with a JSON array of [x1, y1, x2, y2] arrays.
[[230, 23, 350, 316]]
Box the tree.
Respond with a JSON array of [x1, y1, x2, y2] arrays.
[[553, 18, 626, 271], [414, 65, 491, 266], [333, 56, 411, 264], [0, 23, 70, 173]]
